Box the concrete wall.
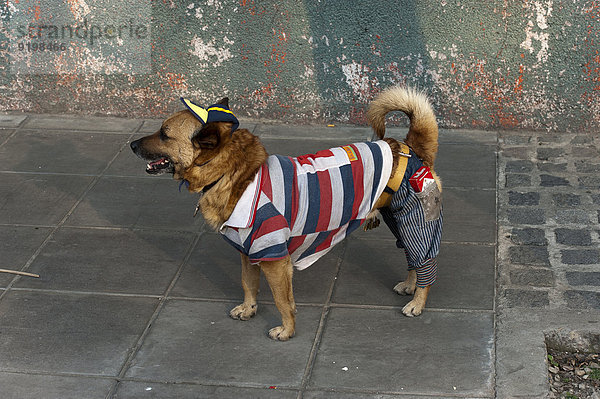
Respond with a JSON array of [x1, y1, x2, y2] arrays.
[[1, 1, 599, 132]]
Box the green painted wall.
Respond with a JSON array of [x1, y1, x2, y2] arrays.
[[1, 0, 599, 132]]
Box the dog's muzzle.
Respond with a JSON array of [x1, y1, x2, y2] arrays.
[[130, 139, 173, 175]]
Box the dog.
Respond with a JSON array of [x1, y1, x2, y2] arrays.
[[130, 86, 442, 341]]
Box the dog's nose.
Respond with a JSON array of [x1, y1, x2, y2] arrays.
[[130, 139, 140, 153]]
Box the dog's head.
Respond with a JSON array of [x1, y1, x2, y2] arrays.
[[130, 97, 237, 180]]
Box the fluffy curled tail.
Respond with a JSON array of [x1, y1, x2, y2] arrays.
[[367, 86, 439, 168]]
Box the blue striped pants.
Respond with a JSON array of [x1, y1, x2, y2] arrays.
[[379, 177, 443, 288]]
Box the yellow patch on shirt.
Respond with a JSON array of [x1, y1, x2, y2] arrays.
[[343, 145, 358, 162]]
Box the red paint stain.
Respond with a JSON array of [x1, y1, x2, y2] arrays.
[[348, 106, 367, 125], [240, 43, 249, 61], [255, 83, 274, 97], [239, 0, 265, 17], [239, 2, 291, 110], [461, 58, 522, 128], [581, 0, 600, 116], [165, 72, 187, 92], [33, 5, 41, 21], [514, 64, 524, 94]]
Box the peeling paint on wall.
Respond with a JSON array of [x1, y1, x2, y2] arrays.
[[189, 36, 234, 69], [581, 0, 600, 126], [520, 0, 553, 64], [0, 0, 599, 132]]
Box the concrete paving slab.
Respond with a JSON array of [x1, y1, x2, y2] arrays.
[[0, 372, 113, 399], [261, 137, 370, 158], [332, 238, 495, 310], [0, 226, 51, 287], [255, 124, 372, 142], [64, 176, 203, 231], [257, 125, 497, 146], [0, 130, 125, 174], [106, 140, 164, 178], [435, 143, 496, 189], [0, 291, 157, 375], [15, 227, 193, 295], [437, 128, 497, 145], [0, 115, 27, 128], [0, 116, 26, 130], [309, 308, 494, 397], [0, 129, 15, 145], [139, 119, 162, 133], [115, 381, 298, 399], [126, 300, 323, 387], [171, 232, 341, 304], [496, 308, 600, 398], [0, 173, 93, 225], [442, 187, 496, 244], [22, 115, 141, 133], [303, 391, 447, 399]]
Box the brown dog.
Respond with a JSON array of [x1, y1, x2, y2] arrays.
[[131, 86, 441, 341]]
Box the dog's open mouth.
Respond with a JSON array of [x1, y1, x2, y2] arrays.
[[146, 157, 173, 175]]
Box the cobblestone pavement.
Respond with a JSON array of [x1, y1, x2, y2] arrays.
[[499, 131, 600, 309], [496, 130, 600, 398]]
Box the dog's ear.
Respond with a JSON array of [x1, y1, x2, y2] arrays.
[[192, 130, 220, 149], [217, 97, 229, 107]]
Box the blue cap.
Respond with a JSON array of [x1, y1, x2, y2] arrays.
[[180, 98, 239, 133]]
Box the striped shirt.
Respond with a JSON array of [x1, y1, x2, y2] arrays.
[[220, 141, 393, 270]]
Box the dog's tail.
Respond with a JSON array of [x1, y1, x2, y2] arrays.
[[367, 86, 439, 168]]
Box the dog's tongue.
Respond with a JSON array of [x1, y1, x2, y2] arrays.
[[146, 157, 170, 173]]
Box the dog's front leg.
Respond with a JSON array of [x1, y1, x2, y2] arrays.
[[363, 209, 381, 231], [230, 254, 260, 321], [260, 257, 296, 341]]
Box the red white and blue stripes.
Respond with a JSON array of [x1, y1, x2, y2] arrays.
[[220, 141, 393, 270]]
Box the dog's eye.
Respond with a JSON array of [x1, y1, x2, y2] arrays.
[[159, 128, 169, 141]]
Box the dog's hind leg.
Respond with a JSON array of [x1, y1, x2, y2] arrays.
[[393, 269, 417, 295], [394, 270, 430, 317], [230, 254, 260, 321], [261, 257, 296, 341], [402, 286, 429, 317]]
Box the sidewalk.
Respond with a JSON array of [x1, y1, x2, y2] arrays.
[[496, 129, 600, 398], [0, 113, 596, 398]]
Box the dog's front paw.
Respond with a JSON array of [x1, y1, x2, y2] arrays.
[[402, 299, 424, 317], [229, 303, 257, 321], [363, 216, 380, 231], [393, 280, 415, 295], [268, 326, 294, 341]]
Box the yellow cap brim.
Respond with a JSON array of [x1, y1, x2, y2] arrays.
[[181, 98, 209, 124]]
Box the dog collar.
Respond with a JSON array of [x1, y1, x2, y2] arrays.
[[376, 143, 411, 208], [179, 155, 218, 193], [193, 174, 225, 217], [202, 175, 224, 194], [180, 98, 239, 133]]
